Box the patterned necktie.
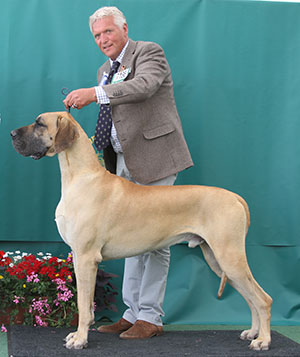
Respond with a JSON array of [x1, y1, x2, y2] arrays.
[[94, 60, 120, 151]]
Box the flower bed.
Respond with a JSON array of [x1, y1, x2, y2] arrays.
[[0, 250, 117, 329]]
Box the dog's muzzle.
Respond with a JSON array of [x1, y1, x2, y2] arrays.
[[11, 128, 49, 160]]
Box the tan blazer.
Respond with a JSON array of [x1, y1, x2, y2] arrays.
[[97, 39, 193, 184]]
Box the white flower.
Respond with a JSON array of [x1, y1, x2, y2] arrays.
[[37, 252, 43, 256], [22, 253, 28, 257], [15, 250, 21, 254]]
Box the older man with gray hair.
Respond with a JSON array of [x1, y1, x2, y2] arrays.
[[64, 6, 193, 339]]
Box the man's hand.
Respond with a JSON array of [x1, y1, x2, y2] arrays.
[[63, 88, 97, 110]]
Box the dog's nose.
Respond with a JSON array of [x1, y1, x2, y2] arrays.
[[10, 130, 18, 138]]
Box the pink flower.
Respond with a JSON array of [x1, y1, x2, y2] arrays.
[[56, 289, 73, 302], [53, 298, 61, 307], [34, 315, 48, 327], [13, 296, 25, 304], [27, 273, 40, 283], [1, 324, 7, 333], [31, 298, 51, 315], [55, 278, 67, 290], [66, 252, 73, 262], [13, 295, 20, 304]]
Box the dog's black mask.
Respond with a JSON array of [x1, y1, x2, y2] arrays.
[[11, 125, 49, 160]]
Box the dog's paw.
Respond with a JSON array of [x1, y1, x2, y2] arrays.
[[240, 329, 258, 341], [64, 331, 88, 350], [249, 337, 270, 351], [64, 331, 75, 342]]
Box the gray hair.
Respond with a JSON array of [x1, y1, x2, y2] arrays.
[[89, 6, 127, 33]]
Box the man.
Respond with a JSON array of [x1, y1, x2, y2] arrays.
[[64, 6, 193, 339]]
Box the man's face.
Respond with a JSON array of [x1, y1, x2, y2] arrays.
[[92, 16, 128, 60]]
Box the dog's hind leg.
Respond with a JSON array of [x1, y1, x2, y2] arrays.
[[200, 242, 223, 278], [200, 242, 260, 335], [203, 238, 272, 351], [200, 243, 229, 299], [65, 251, 99, 349], [229, 271, 272, 350], [231, 279, 262, 341]]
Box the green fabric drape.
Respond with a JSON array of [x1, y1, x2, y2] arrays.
[[1, 0, 300, 324]]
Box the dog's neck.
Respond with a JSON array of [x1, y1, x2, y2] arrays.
[[57, 125, 106, 186]]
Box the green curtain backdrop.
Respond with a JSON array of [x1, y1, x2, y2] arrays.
[[1, 0, 300, 325]]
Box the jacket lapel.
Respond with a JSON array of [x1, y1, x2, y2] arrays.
[[120, 39, 137, 70], [98, 39, 136, 84]]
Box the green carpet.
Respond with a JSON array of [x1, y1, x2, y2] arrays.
[[0, 332, 8, 357]]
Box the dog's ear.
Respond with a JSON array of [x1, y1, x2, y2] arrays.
[[54, 115, 79, 153]]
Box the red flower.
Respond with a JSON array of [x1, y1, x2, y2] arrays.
[[48, 257, 59, 266], [58, 266, 72, 280], [0, 251, 12, 267]]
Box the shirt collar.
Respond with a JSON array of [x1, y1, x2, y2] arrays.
[[109, 40, 129, 67]]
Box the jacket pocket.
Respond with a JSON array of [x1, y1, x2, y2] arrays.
[[143, 123, 175, 140]]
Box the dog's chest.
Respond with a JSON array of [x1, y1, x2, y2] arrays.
[[55, 200, 73, 245], [55, 215, 70, 245]]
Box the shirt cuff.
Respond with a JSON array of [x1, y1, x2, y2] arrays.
[[94, 86, 110, 104]]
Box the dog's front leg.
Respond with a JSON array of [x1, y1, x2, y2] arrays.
[[65, 253, 98, 349]]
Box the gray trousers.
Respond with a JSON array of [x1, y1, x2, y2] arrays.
[[116, 153, 177, 326]]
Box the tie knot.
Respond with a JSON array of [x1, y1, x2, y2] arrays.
[[111, 61, 120, 72]]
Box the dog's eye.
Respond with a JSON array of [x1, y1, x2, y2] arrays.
[[35, 121, 46, 128]]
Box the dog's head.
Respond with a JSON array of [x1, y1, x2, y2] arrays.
[[11, 112, 79, 160]]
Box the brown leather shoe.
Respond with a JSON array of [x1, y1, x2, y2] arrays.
[[119, 320, 163, 339], [97, 318, 133, 334]]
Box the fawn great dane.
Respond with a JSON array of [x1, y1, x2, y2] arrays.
[[11, 112, 272, 351]]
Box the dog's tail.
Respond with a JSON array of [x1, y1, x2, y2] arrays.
[[217, 272, 228, 299]]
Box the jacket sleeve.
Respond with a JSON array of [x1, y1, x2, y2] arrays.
[[103, 42, 172, 105]]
